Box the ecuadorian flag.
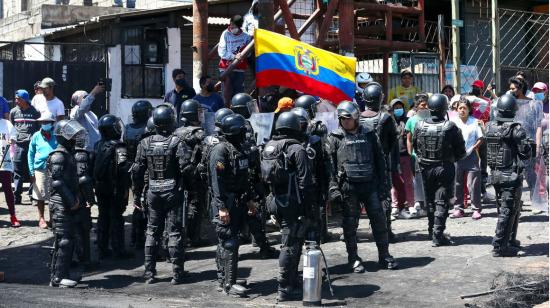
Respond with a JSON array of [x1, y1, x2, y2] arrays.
[[255, 29, 356, 104]]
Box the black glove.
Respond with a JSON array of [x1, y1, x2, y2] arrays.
[[329, 186, 343, 203]]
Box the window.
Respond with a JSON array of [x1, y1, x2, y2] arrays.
[[122, 27, 167, 98]]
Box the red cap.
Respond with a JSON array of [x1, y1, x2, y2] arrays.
[[472, 80, 485, 89]]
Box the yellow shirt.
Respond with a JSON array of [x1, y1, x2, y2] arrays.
[[387, 85, 420, 112]]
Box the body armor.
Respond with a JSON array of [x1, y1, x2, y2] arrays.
[[144, 135, 182, 193], [47, 148, 79, 208], [415, 120, 456, 164], [227, 142, 250, 194], [93, 140, 129, 194], [74, 149, 95, 205], [124, 123, 147, 162], [307, 120, 328, 139], [485, 122, 520, 172], [333, 126, 374, 183]]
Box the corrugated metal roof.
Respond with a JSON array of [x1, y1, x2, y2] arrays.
[[181, 16, 229, 25]]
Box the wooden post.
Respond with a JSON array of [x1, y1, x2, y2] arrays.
[[338, 0, 354, 56], [192, 0, 208, 91], [451, 0, 461, 91], [438, 14, 446, 89], [491, 0, 500, 93]]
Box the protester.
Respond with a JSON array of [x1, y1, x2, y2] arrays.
[[32, 77, 65, 121], [387, 70, 421, 111], [514, 71, 534, 99], [218, 15, 252, 106], [164, 68, 196, 122], [532, 82, 548, 102], [243, 0, 258, 36], [450, 97, 484, 219], [389, 98, 415, 219], [10, 89, 41, 204], [467, 80, 491, 123], [69, 84, 105, 152], [405, 94, 430, 217], [274, 97, 294, 114], [0, 114, 19, 227], [441, 85, 455, 101], [28, 112, 57, 229], [193, 75, 225, 112]]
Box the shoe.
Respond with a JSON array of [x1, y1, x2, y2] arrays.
[[350, 258, 365, 273], [277, 286, 302, 302], [391, 207, 400, 217], [171, 274, 185, 285], [471, 210, 482, 220], [432, 234, 453, 247], [398, 209, 411, 219], [10, 215, 21, 228], [509, 239, 521, 249], [492, 246, 519, 257], [259, 246, 278, 259], [379, 255, 398, 270], [50, 278, 78, 288], [38, 218, 48, 229], [408, 206, 418, 218], [450, 209, 464, 218], [144, 270, 157, 284], [14, 197, 21, 205], [226, 283, 249, 297]]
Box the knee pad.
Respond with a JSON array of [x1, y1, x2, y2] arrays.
[[167, 232, 182, 248], [222, 238, 238, 251]]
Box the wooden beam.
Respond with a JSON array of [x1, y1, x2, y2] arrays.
[[385, 7, 392, 41], [418, 0, 426, 42], [356, 26, 418, 36], [316, 0, 339, 47], [355, 2, 422, 15], [277, 0, 299, 39], [298, 8, 321, 36], [338, 0, 354, 55]]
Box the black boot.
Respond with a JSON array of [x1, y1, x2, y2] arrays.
[[225, 249, 248, 297]]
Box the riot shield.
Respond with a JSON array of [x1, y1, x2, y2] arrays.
[[248, 112, 275, 145], [531, 155, 548, 212]]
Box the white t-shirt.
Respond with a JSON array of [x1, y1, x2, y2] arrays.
[[451, 116, 483, 154], [0, 119, 16, 172], [32, 95, 65, 118]]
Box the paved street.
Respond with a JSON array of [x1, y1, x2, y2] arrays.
[[0, 186, 547, 307]]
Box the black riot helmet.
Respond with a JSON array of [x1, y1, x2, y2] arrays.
[[291, 107, 310, 133], [145, 116, 155, 134], [427, 94, 449, 119], [214, 108, 234, 127], [220, 114, 246, 136], [98, 114, 123, 140], [54, 119, 86, 151], [362, 82, 384, 111], [180, 99, 201, 123], [152, 104, 176, 135], [275, 111, 302, 135], [495, 94, 518, 121], [294, 95, 317, 118], [131, 100, 153, 125], [337, 101, 360, 121], [231, 93, 256, 119]]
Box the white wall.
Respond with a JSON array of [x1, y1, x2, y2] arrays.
[[24, 37, 46, 61], [107, 27, 181, 124]]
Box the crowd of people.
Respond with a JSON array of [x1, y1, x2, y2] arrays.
[[0, 60, 547, 302]]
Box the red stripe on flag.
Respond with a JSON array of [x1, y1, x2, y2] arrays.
[[256, 70, 352, 105]]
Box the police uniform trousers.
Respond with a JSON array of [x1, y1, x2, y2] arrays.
[[492, 175, 523, 250], [420, 161, 455, 238], [96, 192, 126, 256], [74, 206, 92, 264], [51, 204, 76, 281], [275, 199, 305, 291]]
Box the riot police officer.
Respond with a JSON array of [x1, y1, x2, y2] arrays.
[[209, 114, 257, 297], [294, 95, 328, 138], [360, 82, 398, 241], [263, 111, 314, 301], [174, 99, 208, 247], [413, 94, 466, 246], [93, 115, 133, 259], [47, 120, 86, 287], [125, 100, 153, 249], [326, 101, 397, 273], [73, 132, 96, 269], [354, 72, 373, 111], [486, 94, 533, 257], [291, 107, 329, 243], [132, 104, 192, 284]]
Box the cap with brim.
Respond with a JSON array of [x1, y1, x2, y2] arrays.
[[275, 97, 294, 113], [39, 77, 55, 88], [37, 112, 55, 122], [390, 98, 405, 108], [15, 89, 30, 102], [533, 82, 548, 91]]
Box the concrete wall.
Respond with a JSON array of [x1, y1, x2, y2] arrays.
[[108, 27, 181, 123]]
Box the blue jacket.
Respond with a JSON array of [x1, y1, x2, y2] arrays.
[[28, 130, 57, 176]]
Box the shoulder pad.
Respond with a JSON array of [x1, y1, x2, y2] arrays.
[[309, 134, 321, 145], [49, 151, 66, 164], [329, 128, 345, 138], [443, 120, 457, 131], [379, 112, 390, 123]]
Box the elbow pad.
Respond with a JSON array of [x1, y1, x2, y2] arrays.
[[79, 175, 92, 185], [51, 179, 64, 189]]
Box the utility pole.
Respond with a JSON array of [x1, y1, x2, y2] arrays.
[[451, 0, 461, 92], [192, 0, 208, 92], [491, 0, 500, 93]]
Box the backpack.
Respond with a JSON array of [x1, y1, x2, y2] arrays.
[[260, 139, 299, 186]]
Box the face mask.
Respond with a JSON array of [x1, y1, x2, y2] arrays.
[[41, 123, 53, 131], [175, 78, 186, 87], [206, 83, 215, 92], [393, 108, 404, 117], [417, 109, 430, 120], [534, 93, 545, 101], [231, 27, 240, 34]]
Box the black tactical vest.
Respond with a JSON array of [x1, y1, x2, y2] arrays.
[[124, 123, 147, 162], [485, 121, 520, 171], [145, 135, 181, 193], [415, 120, 454, 164], [336, 126, 374, 182]]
